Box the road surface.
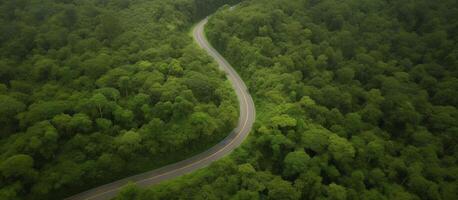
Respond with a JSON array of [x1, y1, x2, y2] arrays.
[[65, 15, 255, 200]]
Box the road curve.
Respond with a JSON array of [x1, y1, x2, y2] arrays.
[[65, 17, 255, 200]]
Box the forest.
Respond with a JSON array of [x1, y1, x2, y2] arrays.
[[0, 0, 242, 199], [114, 0, 458, 200]]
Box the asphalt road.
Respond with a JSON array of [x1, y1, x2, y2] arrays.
[[65, 17, 255, 200]]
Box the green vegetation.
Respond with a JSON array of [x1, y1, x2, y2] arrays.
[[0, 0, 241, 199], [116, 0, 458, 199]]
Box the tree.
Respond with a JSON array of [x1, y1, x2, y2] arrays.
[[190, 112, 217, 137], [328, 134, 355, 164], [116, 131, 142, 158], [184, 72, 216, 102], [0, 182, 22, 200], [97, 153, 125, 176], [32, 58, 59, 81], [367, 168, 386, 188], [90, 93, 109, 118], [344, 113, 364, 135], [19, 100, 70, 127], [113, 107, 134, 126], [336, 67, 355, 83], [0, 60, 15, 83], [238, 163, 265, 192], [83, 53, 112, 79], [51, 114, 72, 136], [115, 182, 143, 200], [172, 96, 194, 119], [283, 150, 310, 177], [95, 87, 121, 102], [267, 177, 300, 200], [295, 171, 323, 199], [366, 140, 385, 162], [60, 6, 78, 28], [408, 174, 441, 200], [118, 76, 132, 97], [70, 113, 92, 133], [0, 95, 26, 133], [271, 114, 297, 129], [231, 190, 260, 200], [168, 59, 184, 76], [0, 154, 36, 179], [23, 121, 59, 160], [301, 128, 329, 154], [96, 13, 123, 42], [361, 104, 383, 125], [350, 170, 366, 191], [327, 183, 347, 200], [96, 118, 112, 132]]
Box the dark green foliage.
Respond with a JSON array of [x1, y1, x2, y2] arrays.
[[116, 0, 457, 199], [0, 0, 240, 199]]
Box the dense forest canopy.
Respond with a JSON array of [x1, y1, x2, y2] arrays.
[[0, 0, 241, 199], [115, 0, 458, 199]]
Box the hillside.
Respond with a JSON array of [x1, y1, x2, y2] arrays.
[[114, 0, 458, 199], [0, 0, 240, 199]]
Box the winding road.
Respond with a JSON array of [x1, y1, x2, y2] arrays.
[[65, 15, 255, 200]]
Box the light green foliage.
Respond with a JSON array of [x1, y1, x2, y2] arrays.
[[271, 114, 297, 128], [91, 93, 109, 118], [328, 134, 355, 163], [116, 131, 142, 157], [190, 112, 217, 136], [168, 59, 184, 76], [301, 128, 330, 154], [283, 150, 310, 177]]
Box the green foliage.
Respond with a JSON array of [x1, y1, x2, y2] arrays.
[[328, 134, 355, 163], [0, 0, 240, 199], [0, 95, 26, 135], [267, 178, 300, 200], [326, 183, 347, 200], [0, 154, 36, 179], [118, 0, 457, 199], [283, 150, 310, 177]]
